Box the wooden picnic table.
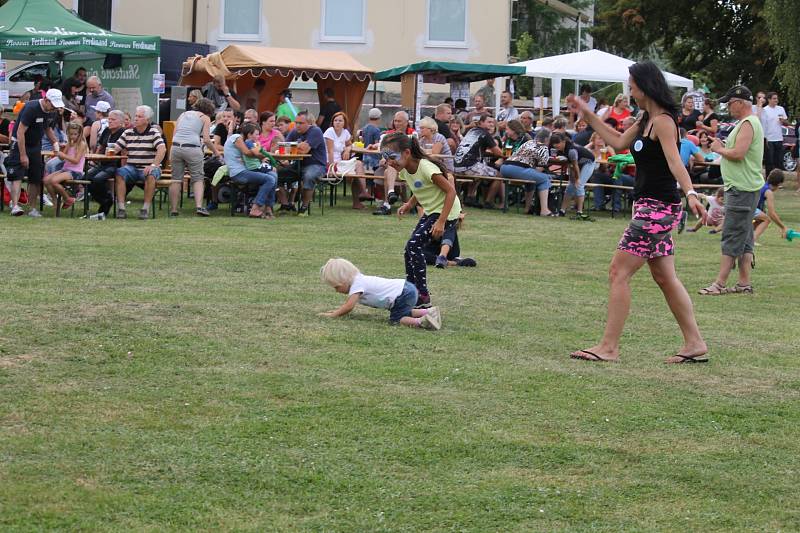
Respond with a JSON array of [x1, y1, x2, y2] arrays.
[[271, 153, 310, 161]]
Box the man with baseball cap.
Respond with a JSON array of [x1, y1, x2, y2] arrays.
[[88, 100, 112, 150], [699, 85, 765, 295], [5, 88, 64, 217]]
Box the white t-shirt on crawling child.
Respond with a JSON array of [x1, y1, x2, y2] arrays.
[[348, 273, 405, 309], [323, 127, 351, 163]]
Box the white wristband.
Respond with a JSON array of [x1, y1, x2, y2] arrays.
[[686, 189, 698, 198]]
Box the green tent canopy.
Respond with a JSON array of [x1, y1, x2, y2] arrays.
[[375, 61, 525, 83], [0, 0, 160, 60]]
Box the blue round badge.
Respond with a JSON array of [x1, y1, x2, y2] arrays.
[[414, 180, 423, 189], [633, 139, 644, 152]]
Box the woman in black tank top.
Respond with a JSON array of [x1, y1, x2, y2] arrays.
[[564, 61, 709, 364]]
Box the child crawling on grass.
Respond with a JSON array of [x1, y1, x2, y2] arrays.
[[319, 258, 442, 330], [686, 187, 725, 234]]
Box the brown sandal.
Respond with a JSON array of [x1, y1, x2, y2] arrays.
[[724, 283, 753, 294], [698, 282, 725, 295]]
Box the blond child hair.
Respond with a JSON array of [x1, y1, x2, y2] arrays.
[[320, 258, 360, 288], [65, 121, 88, 154]]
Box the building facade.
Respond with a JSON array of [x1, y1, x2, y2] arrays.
[[63, 0, 512, 72]]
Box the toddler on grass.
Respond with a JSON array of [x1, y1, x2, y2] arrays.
[[320, 258, 441, 330], [686, 188, 725, 234]]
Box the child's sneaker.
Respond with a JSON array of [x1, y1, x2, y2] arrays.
[[42, 194, 54, 208], [11, 205, 25, 217], [62, 196, 76, 210], [456, 257, 477, 267], [28, 208, 43, 218], [372, 204, 391, 216], [435, 255, 448, 269], [420, 311, 441, 330]]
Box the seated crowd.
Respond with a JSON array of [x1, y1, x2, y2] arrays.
[[2, 74, 758, 221]]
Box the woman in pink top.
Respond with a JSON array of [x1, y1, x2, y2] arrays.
[[44, 121, 87, 211], [258, 111, 284, 152]]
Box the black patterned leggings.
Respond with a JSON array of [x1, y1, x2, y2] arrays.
[[405, 213, 457, 297]]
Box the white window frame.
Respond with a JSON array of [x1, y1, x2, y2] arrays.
[[320, 0, 366, 43], [219, 0, 263, 42], [425, 0, 469, 49]]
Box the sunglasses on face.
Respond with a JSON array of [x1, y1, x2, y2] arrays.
[[381, 150, 402, 161]]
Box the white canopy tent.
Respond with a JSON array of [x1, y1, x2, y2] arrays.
[[512, 49, 694, 114]]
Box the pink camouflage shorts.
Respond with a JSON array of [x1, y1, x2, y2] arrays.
[[618, 198, 683, 259]]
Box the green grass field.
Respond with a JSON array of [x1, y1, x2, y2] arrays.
[[2, 190, 799, 531]]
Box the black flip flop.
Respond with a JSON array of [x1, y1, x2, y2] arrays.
[[668, 354, 709, 364], [570, 350, 616, 363]]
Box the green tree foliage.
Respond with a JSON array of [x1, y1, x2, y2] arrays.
[[511, 0, 593, 98], [592, 0, 778, 95], [763, 0, 800, 111], [511, 0, 594, 61]]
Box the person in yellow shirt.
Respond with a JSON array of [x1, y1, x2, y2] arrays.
[[380, 132, 461, 307]]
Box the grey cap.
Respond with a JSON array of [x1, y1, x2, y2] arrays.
[[368, 108, 382, 119]]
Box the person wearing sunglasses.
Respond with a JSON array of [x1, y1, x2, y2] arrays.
[[699, 85, 767, 296], [380, 132, 461, 308]]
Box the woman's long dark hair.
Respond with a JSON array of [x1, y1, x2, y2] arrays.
[[550, 131, 573, 154], [628, 61, 678, 131], [380, 132, 450, 176]]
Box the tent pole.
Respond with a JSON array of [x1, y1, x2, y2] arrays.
[[372, 79, 376, 107], [155, 56, 161, 124], [494, 77, 501, 116]]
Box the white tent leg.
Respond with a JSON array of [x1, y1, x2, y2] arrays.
[[552, 77, 562, 117]]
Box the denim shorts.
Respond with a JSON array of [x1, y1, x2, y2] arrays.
[[117, 164, 162, 184], [389, 281, 418, 323], [67, 170, 84, 179]]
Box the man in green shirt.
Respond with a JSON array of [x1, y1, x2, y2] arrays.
[[699, 85, 765, 295], [275, 89, 297, 121]]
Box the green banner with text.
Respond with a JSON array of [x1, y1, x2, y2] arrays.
[[64, 56, 158, 117]]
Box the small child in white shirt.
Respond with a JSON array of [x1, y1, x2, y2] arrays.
[[687, 188, 725, 233], [320, 258, 441, 329]]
